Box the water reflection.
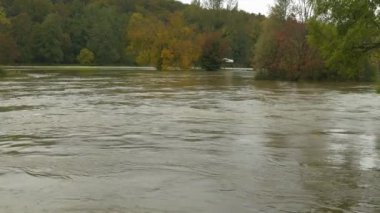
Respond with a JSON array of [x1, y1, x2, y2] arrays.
[[0, 70, 379, 212]]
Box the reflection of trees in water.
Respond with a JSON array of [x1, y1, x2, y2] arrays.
[[135, 71, 250, 90], [299, 123, 380, 211], [259, 86, 380, 212]]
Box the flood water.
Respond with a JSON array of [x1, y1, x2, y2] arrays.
[[0, 69, 379, 212]]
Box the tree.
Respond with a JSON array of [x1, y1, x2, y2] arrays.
[[224, 10, 263, 67], [201, 0, 238, 10], [0, 6, 19, 64], [0, 0, 264, 68], [308, 0, 380, 80], [127, 12, 200, 70], [0, 34, 20, 64], [11, 13, 34, 62], [162, 12, 201, 70], [0, 7, 10, 25], [270, 0, 292, 20], [199, 32, 228, 71], [202, 0, 224, 10], [292, 0, 313, 23], [253, 0, 324, 80], [32, 14, 64, 63], [64, 0, 87, 64], [127, 13, 164, 69], [226, 0, 238, 10], [77, 48, 95, 65], [191, 0, 201, 7], [12, 0, 53, 22], [84, 3, 125, 64]]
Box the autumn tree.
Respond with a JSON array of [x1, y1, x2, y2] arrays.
[[199, 32, 228, 71], [0, 0, 264, 68], [127, 12, 200, 70], [253, 0, 323, 80], [0, 34, 20, 64], [0, 6, 19, 64], [127, 13, 164, 69]]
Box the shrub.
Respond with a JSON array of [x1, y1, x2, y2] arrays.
[[77, 48, 95, 65]]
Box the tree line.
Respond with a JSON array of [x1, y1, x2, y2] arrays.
[[0, 0, 379, 81], [254, 0, 380, 81], [0, 0, 262, 70]]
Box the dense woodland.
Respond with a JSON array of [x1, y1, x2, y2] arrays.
[[0, 0, 379, 81]]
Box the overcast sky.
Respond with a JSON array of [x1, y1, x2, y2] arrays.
[[177, 0, 275, 15]]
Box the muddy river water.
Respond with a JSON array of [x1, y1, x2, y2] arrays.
[[0, 70, 379, 212]]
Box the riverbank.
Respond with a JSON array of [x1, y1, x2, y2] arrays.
[[0, 66, 253, 72], [0, 65, 156, 71]]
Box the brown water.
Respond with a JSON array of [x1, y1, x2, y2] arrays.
[[0, 70, 379, 212]]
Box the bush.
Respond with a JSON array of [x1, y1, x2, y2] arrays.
[[77, 48, 95, 65]]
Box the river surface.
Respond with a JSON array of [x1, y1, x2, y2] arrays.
[[0, 69, 379, 212]]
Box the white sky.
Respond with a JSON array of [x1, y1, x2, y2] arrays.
[[177, 0, 275, 15]]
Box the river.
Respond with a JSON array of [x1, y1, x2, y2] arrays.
[[0, 69, 379, 212]]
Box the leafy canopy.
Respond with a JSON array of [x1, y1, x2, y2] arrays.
[[308, 0, 380, 80]]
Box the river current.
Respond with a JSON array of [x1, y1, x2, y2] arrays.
[[0, 69, 379, 212]]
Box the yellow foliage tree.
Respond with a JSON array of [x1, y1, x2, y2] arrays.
[[77, 48, 95, 65], [0, 7, 10, 26], [126, 12, 201, 71]]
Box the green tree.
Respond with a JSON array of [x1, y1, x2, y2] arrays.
[[77, 48, 95, 65], [308, 0, 380, 80], [32, 14, 64, 63], [0, 0, 265, 68], [63, 0, 87, 64], [224, 11, 263, 67], [11, 13, 34, 62], [83, 3, 125, 64], [12, 0, 53, 22], [0, 7, 10, 25]]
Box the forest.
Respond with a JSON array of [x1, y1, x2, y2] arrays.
[[0, 0, 379, 81]]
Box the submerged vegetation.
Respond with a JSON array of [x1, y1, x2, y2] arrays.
[[0, 0, 379, 81]]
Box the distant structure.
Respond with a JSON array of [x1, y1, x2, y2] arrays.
[[222, 58, 234, 63]]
